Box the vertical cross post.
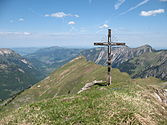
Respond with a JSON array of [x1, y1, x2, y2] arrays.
[[107, 29, 112, 85], [94, 29, 126, 86]]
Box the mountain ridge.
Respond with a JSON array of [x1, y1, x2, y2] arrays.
[[0, 48, 44, 100], [82, 44, 167, 80]]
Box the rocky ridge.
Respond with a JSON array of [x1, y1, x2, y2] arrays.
[[82, 45, 167, 80], [82, 45, 153, 67]]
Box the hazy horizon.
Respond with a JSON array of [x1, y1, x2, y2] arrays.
[[0, 0, 167, 49], [0, 44, 165, 50]]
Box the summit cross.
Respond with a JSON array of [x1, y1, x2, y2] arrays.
[[94, 29, 126, 85]]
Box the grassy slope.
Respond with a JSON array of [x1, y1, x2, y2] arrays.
[[0, 56, 167, 124], [2, 56, 131, 109], [130, 51, 164, 74], [119, 51, 167, 80], [1, 79, 166, 124]]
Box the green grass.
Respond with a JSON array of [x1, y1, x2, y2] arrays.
[[1, 80, 167, 125], [0, 56, 166, 125], [127, 51, 167, 79]]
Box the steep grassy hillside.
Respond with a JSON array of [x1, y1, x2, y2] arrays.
[[2, 56, 131, 109], [1, 78, 166, 124], [0, 48, 44, 100], [119, 50, 167, 80], [0, 56, 166, 124]]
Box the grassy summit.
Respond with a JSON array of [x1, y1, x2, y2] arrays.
[[0, 56, 167, 124]]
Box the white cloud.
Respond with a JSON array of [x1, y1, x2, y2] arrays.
[[9, 18, 24, 23], [18, 18, 24, 22], [114, 0, 126, 10], [160, 0, 167, 2], [44, 12, 79, 18], [68, 21, 76, 25], [120, 0, 150, 15], [23, 32, 31, 35], [44, 14, 50, 17], [99, 24, 109, 29], [140, 9, 165, 16], [0, 32, 31, 36]]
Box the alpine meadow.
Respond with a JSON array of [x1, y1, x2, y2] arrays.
[[0, 0, 167, 125]]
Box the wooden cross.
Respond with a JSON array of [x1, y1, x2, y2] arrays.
[[94, 29, 126, 85]]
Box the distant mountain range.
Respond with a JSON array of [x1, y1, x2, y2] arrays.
[[82, 45, 153, 66], [23, 45, 167, 81], [82, 45, 167, 81], [0, 48, 44, 100], [24, 46, 82, 75], [0, 45, 166, 100], [12, 47, 41, 56]]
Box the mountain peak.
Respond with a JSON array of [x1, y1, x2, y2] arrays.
[[140, 44, 152, 48], [135, 44, 153, 53], [0, 48, 15, 55]]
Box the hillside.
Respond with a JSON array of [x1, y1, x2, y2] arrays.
[[0, 48, 44, 100], [25, 46, 82, 75], [0, 56, 167, 124], [2, 56, 130, 108], [1, 83, 167, 125], [119, 50, 167, 80], [82, 45, 167, 80]]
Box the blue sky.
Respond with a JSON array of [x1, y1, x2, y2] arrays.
[[0, 0, 167, 49]]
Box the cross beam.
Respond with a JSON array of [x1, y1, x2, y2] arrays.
[[94, 29, 126, 85], [94, 42, 125, 46]]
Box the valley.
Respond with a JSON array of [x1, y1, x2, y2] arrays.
[[24, 46, 82, 75], [0, 47, 82, 100], [0, 48, 44, 100]]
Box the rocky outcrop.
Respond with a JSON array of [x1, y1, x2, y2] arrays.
[[0, 48, 17, 56], [82, 45, 167, 80], [77, 80, 106, 94], [82, 45, 154, 67]]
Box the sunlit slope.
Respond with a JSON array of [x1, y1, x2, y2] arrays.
[[119, 50, 167, 80], [6, 56, 131, 108], [1, 56, 166, 124], [1, 77, 166, 124]]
